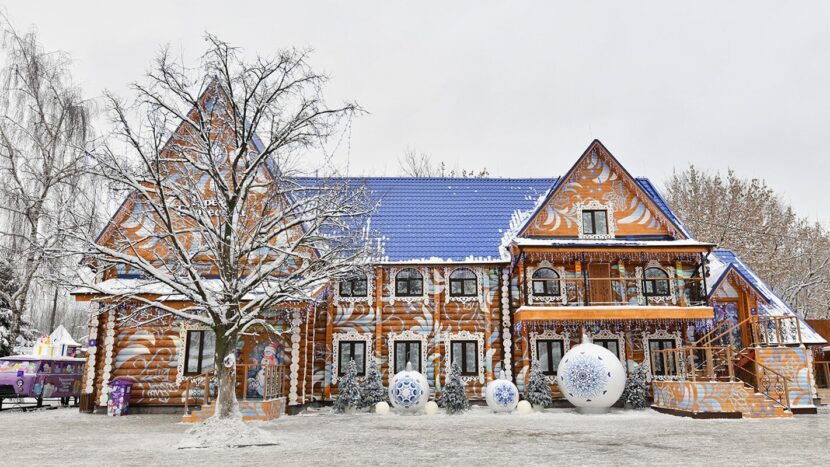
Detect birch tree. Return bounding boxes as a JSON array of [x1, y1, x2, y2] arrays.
[[77, 35, 373, 420]]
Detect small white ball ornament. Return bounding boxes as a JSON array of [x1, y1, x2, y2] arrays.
[[424, 401, 439, 415], [485, 369, 519, 412], [557, 333, 626, 414], [375, 401, 390, 415], [516, 400, 533, 415], [388, 362, 430, 412]]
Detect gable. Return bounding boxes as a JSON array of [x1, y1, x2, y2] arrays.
[[520, 140, 687, 239]]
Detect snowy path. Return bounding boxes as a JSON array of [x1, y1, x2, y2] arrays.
[[1, 406, 828, 466]]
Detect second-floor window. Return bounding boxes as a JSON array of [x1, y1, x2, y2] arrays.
[[532, 268, 561, 296], [339, 273, 368, 297], [396, 268, 423, 297], [582, 209, 609, 236], [449, 268, 477, 297], [643, 267, 671, 297]]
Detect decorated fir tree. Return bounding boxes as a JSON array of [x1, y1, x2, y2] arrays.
[[359, 356, 388, 409], [436, 362, 470, 414], [524, 360, 553, 408], [333, 359, 362, 413], [621, 363, 649, 409]]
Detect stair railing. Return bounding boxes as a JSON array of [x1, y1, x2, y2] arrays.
[[731, 354, 792, 409], [182, 363, 286, 414]]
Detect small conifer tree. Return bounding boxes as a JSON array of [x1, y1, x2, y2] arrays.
[[524, 360, 553, 408], [333, 359, 362, 413], [436, 362, 470, 414], [622, 363, 649, 409], [359, 356, 388, 409]]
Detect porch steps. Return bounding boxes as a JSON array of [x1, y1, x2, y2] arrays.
[[735, 385, 792, 418], [182, 398, 286, 423]]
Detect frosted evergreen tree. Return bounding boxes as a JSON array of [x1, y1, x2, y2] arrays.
[[333, 360, 362, 413], [359, 356, 387, 409], [524, 360, 553, 408], [436, 362, 469, 414], [621, 363, 649, 409]]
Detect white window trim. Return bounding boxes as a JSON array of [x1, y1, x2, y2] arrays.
[[530, 330, 571, 384], [332, 330, 373, 384], [176, 324, 213, 387], [589, 329, 626, 368], [637, 261, 677, 305], [642, 329, 682, 382], [445, 267, 483, 304], [387, 330, 429, 375], [334, 270, 374, 305], [527, 261, 567, 305], [576, 199, 616, 239], [444, 330, 485, 384], [389, 266, 429, 304]]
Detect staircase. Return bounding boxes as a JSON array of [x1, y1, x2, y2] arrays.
[[182, 398, 287, 423]]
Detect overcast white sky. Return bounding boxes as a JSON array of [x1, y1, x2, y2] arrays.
[[6, 1, 830, 221]]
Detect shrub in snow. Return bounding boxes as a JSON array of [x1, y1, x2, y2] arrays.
[[360, 357, 388, 409], [436, 362, 469, 414], [621, 363, 650, 409], [334, 360, 362, 413], [524, 360, 553, 408]]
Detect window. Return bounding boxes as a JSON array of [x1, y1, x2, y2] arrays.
[[338, 341, 367, 377], [394, 341, 422, 373], [531, 268, 561, 296], [450, 340, 479, 376], [184, 330, 216, 376], [582, 209, 609, 235], [395, 268, 423, 297], [643, 267, 671, 297], [648, 339, 676, 376], [449, 268, 477, 297], [594, 339, 620, 358], [339, 273, 368, 297], [536, 339, 565, 376]]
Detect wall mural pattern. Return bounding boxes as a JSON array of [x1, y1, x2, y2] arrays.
[[652, 381, 792, 418]]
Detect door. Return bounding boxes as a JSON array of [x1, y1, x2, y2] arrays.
[[588, 263, 612, 305], [713, 302, 743, 349]]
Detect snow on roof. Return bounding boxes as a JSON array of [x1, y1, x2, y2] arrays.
[[708, 249, 825, 344], [512, 238, 713, 248], [49, 325, 81, 347]]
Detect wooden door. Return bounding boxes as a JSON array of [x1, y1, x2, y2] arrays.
[[588, 263, 612, 305]]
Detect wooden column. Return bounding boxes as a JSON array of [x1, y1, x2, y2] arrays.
[[433, 267, 442, 391], [375, 266, 383, 362], [323, 297, 334, 400], [483, 267, 493, 382]]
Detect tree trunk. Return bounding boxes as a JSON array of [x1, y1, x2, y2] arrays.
[[212, 326, 241, 419]]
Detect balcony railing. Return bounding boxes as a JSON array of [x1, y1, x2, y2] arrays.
[[528, 277, 707, 307]]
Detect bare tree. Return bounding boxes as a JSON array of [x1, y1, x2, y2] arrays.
[[399, 148, 489, 178], [75, 35, 373, 422], [664, 165, 830, 318], [0, 16, 96, 354]]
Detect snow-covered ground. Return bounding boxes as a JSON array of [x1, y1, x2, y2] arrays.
[[1, 405, 828, 466]]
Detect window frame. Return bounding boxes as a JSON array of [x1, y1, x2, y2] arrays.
[[531, 267, 561, 297], [337, 340, 367, 377], [581, 209, 609, 236], [642, 267, 671, 298], [450, 340, 480, 377], [535, 339, 565, 376], [339, 273, 369, 298], [183, 330, 215, 376], [395, 268, 424, 297], [593, 338, 621, 359], [448, 268, 478, 297], [648, 338, 677, 376], [393, 340, 422, 373]]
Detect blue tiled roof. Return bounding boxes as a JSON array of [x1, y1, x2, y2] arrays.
[[636, 178, 694, 238], [298, 176, 687, 262]]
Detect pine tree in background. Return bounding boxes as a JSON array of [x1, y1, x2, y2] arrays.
[[436, 362, 470, 414], [359, 356, 387, 409], [524, 360, 553, 408], [621, 363, 649, 409], [0, 260, 34, 357], [333, 360, 362, 413]]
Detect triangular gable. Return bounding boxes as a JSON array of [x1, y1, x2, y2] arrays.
[[519, 140, 688, 239]]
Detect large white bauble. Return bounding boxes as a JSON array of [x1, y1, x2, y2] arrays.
[[485, 370, 519, 412], [375, 401, 390, 415], [557, 340, 626, 413], [516, 400, 533, 415], [388, 362, 430, 412]]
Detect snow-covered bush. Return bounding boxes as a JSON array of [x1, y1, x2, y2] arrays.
[[333, 360, 362, 413], [524, 360, 553, 408], [621, 363, 649, 409], [360, 357, 387, 409], [436, 362, 469, 414]]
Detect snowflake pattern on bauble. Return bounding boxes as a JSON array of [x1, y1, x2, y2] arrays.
[[493, 382, 518, 407], [559, 352, 610, 401], [391, 375, 423, 408]]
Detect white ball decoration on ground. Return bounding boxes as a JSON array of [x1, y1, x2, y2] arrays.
[[388, 362, 430, 412], [516, 400, 533, 414], [557, 334, 626, 414], [424, 401, 439, 415], [485, 369, 519, 412], [375, 401, 390, 415]]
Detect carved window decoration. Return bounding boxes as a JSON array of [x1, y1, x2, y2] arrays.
[[176, 324, 212, 386], [590, 329, 626, 367], [530, 330, 571, 383], [446, 267, 483, 304], [336, 270, 373, 304], [444, 331, 485, 384], [637, 261, 677, 305], [528, 262, 567, 305], [332, 331, 373, 383], [577, 199, 616, 239], [389, 267, 429, 304], [642, 329, 682, 382], [388, 330, 429, 375]]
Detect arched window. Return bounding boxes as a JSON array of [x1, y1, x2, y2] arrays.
[[643, 267, 670, 297], [339, 272, 368, 297], [531, 268, 561, 296], [449, 268, 477, 297], [395, 268, 423, 297]]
